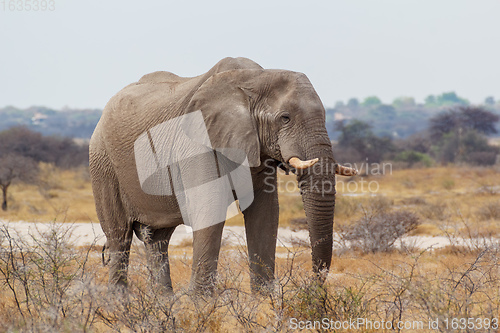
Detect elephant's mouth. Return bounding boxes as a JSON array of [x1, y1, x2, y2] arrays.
[[275, 159, 291, 174]]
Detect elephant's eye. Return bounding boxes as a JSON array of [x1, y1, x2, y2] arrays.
[[280, 114, 291, 124]]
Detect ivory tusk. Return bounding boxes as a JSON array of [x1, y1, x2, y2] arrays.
[[288, 157, 319, 170], [336, 164, 358, 176]]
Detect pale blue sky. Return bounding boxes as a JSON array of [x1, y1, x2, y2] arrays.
[[1, 0, 499, 109]]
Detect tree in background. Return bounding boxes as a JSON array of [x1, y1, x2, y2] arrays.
[[334, 101, 345, 108], [430, 106, 499, 140], [0, 154, 38, 210], [394, 150, 433, 167], [347, 98, 360, 109], [369, 104, 396, 119], [396, 132, 433, 154], [334, 119, 394, 163], [0, 127, 90, 210], [361, 96, 382, 108], [392, 97, 416, 108], [425, 92, 469, 107], [484, 96, 495, 106], [429, 106, 499, 165], [0, 126, 89, 168]]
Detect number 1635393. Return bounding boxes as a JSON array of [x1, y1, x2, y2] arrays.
[[2, 0, 55, 11]]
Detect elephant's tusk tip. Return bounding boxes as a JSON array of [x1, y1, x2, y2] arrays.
[[336, 164, 358, 176], [288, 157, 319, 170]]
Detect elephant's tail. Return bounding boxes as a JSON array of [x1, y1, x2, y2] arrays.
[[102, 241, 110, 266]]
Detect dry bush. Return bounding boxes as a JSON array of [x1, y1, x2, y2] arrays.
[[281, 247, 500, 332], [334, 196, 361, 220], [0, 223, 237, 332], [401, 178, 416, 189], [441, 178, 455, 190], [0, 223, 377, 331], [1, 221, 499, 332], [419, 202, 448, 221], [400, 196, 427, 206], [412, 223, 442, 236], [338, 210, 420, 254], [363, 195, 393, 215], [283, 277, 372, 325], [335, 195, 393, 222], [477, 201, 500, 221], [357, 248, 500, 332], [37, 162, 64, 195], [412, 249, 500, 331], [0, 223, 100, 331], [469, 151, 498, 166], [437, 216, 500, 255]]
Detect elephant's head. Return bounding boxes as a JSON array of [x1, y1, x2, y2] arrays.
[[186, 67, 356, 277]]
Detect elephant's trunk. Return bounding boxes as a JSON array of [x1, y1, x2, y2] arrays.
[[297, 143, 336, 277]]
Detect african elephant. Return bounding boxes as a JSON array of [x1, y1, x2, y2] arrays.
[[90, 57, 356, 295]]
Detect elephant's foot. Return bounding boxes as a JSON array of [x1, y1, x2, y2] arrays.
[[250, 275, 276, 296], [189, 282, 216, 297], [189, 270, 219, 297], [108, 248, 131, 288], [106, 280, 130, 307], [248, 259, 276, 295]]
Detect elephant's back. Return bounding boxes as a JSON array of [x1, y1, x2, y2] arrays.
[[138, 71, 191, 85]]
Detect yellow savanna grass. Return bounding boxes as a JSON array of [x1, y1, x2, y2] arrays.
[[1, 164, 499, 237]]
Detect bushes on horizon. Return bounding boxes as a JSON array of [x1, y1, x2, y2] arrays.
[[434, 130, 499, 165], [430, 106, 498, 141], [333, 119, 395, 163], [0, 126, 88, 168], [394, 150, 433, 167]]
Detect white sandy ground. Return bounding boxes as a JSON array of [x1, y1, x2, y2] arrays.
[[2, 221, 498, 256]]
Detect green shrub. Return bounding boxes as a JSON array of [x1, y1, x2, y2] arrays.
[[394, 150, 433, 167]]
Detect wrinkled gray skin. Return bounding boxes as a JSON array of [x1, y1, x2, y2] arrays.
[[90, 57, 336, 294]]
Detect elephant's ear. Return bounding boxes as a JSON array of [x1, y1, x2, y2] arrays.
[[186, 70, 262, 167]]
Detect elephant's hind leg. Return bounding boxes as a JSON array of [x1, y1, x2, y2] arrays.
[[107, 228, 133, 288], [90, 152, 133, 288], [99, 206, 133, 288], [134, 223, 176, 293]]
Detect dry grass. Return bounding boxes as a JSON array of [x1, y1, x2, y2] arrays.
[[334, 166, 500, 238], [1, 164, 500, 330], [1, 224, 499, 332], [1, 163, 98, 223], [2, 164, 500, 236], [412, 223, 442, 236]]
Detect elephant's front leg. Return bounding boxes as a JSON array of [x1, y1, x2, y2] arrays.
[[243, 172, 279, 293], [190, 222, 225, 295]]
